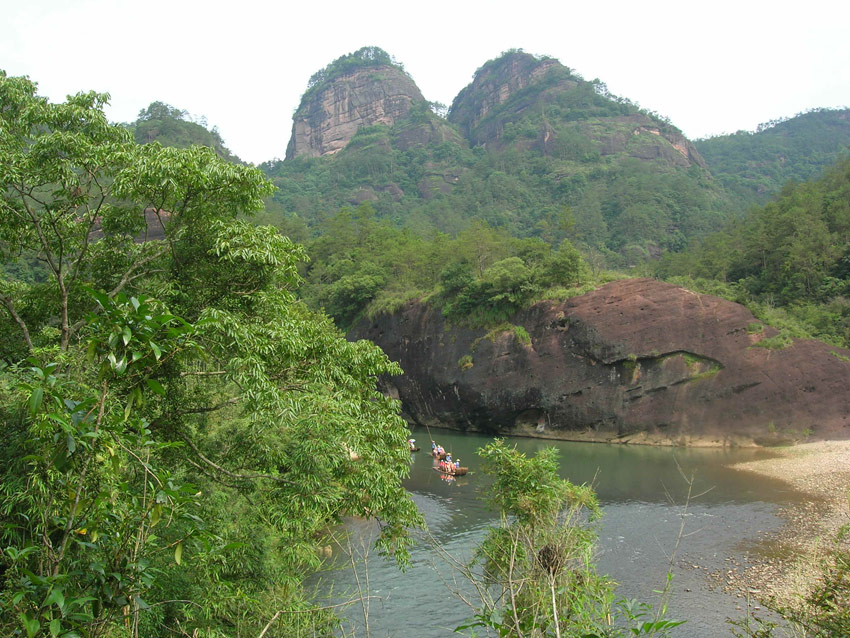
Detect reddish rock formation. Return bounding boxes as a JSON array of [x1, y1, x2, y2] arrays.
[[449, 53, 562, 142], [285, 65, 424, 159], [355, 279, 850, 445], [448, 52, 707, 170]]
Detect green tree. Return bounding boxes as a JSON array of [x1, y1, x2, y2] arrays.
[[0, 71, 421, 638], [539, 239, 589, 288], [457, 440, 683, 637]]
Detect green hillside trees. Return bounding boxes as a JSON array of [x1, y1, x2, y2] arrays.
[[0, 71, 420, 638]]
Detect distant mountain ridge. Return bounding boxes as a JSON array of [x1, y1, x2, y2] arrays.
[[125, 49, 850, 267], [282, 49, 709, 173], [447, 51, 707, 171], [695, 108, 850, 203], [266, 48, 733, 262]]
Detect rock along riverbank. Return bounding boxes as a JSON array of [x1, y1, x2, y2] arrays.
[[355, 278, 850, 444]]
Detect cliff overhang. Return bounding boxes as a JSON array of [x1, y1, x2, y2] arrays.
[[354, 279, 850, 446]]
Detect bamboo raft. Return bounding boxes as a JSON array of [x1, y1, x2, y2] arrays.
[[433, 465, 468, 477]]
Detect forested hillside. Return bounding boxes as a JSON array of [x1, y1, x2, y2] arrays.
[[695, 108, 850, 205], [126, 101, 244, 164], [71, 48, 850, 342], [657, 156, 850, 348], [262, 49, 734, 266]]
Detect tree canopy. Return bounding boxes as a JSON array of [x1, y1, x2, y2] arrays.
[[657, 155, 850, 349], [0, 71, 421, 638]]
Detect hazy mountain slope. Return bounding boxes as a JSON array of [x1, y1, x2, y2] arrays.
[[695, 108, 850, 205], [128, 101, 244, 163]]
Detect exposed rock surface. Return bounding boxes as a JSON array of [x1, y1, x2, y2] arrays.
[[448, 51, 707, 169], [449, 53, 561, 142], [354, 279, 850, 445], [285, 66, 425, 159]]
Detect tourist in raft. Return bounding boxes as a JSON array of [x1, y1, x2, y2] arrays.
[[408, 438, 416, 451]]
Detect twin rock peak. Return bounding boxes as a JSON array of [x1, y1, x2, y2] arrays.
[[284, 46, 705, 170]]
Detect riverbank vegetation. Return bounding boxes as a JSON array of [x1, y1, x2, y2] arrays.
[[452, 440, 684, 637], [0, 71, 421, 637], [299, 203, 607, 330]]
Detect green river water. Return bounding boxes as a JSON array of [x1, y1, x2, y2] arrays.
[[316, 427, 807, 637]]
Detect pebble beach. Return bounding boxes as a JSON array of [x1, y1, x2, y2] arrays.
[[725, 440, 850, 606]]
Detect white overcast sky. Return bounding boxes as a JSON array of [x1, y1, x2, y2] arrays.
[[3, 0, 849, 165]]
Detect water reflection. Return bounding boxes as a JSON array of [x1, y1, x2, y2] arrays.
[[317, 427, 802, 637]]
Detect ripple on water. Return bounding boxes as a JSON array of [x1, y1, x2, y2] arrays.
[[314, 430, 803, 637]]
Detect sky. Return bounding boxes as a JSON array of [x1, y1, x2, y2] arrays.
[[3, 0, 849, 165]]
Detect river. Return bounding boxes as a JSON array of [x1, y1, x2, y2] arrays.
[[314, 427, 804, 637]]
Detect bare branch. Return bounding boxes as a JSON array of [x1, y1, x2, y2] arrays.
[[179, 370, 228, 377], [109, 246, 169, 298], [0, 292, 34, 352], [176, 431, 297, 486], [177, 396, 242, 415]]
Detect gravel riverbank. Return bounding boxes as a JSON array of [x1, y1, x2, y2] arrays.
[[724, 440, 850, 607]]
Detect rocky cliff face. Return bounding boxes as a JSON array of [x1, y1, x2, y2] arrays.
[[285, 66, 425, 159], [449, 53, 561, 141], [355, 279, 850, 445], [448, 51, 707, 169]]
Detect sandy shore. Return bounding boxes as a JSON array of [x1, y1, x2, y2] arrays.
[[723, 440, 850, 605]]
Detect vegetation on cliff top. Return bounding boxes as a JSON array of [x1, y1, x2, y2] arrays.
[[295, 46, 411, 117], [657, 155, 850, 349], [300, 202, 598, 330]]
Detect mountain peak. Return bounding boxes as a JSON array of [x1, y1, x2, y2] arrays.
[[285, 47, 426, 159], [448, 50, 564, 141]]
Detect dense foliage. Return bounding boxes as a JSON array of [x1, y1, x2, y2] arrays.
[[695, 109, 850, 206], [126, 101, 243, 164], [263, 51, 734, 267], [455, 440, 683, 637], [299, 202, 595, 329], [0, 71, 421, 638], [657, 156, 850, 348]]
